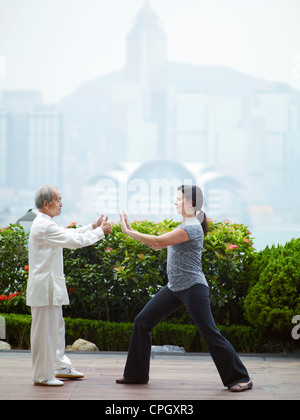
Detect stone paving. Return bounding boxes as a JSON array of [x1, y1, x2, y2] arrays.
[[0, 351, 299, 400]]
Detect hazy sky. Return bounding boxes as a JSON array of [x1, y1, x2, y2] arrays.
[[1, 0, 300, 103]]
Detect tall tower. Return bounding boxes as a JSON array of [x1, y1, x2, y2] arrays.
[[126, 0, 167, 157], [126, 0, 167, 93]]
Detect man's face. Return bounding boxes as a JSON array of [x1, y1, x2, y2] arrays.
[[43, 188, 63, 218]]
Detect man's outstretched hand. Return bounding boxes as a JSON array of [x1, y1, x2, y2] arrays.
[[93, 214, 112, 234]]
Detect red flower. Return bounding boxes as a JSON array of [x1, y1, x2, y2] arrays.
[[69, 287, 75, 293], [8, 293, 17, 300], [0, 295, 8, 301], [24, 265, 29, 271], [67, 222, 77, 228], [226, 243, 239, 250]]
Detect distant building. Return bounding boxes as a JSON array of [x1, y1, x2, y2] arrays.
[[1, 0, 300, 230], [57, 0, 300, 227], [28, 107, 63, 189], [0, 108, 7, 188], [0, 90, 63, 190], [112, 0, 167, 162], [0, 91, 63, 225]]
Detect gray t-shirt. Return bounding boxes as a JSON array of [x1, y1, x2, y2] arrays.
[[167, 218, 208, 292]]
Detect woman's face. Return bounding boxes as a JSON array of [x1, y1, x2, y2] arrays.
[[175, 190, 194, 216]]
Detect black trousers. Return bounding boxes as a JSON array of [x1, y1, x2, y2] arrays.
[[123, 284, 250, 388]]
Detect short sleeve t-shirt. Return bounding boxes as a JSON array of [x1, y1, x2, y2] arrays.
[[167, 218, 208, 292]]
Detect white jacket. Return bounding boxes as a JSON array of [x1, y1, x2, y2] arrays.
[[26, 212, 105, 307]]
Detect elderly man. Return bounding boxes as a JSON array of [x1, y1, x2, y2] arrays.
[[26, 185, 112, 386]]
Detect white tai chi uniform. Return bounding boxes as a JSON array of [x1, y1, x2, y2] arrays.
[[26, 212, 105, 382]]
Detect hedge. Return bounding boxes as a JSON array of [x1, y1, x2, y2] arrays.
[[1, 223, 299, 353], [0, 312, 286, 353], [244, 238, 300, 334], [0, 219, 255, 325], [61, 219, 255, 325]]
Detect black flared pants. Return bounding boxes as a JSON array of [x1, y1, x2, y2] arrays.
[[123, 284, 250, 388]]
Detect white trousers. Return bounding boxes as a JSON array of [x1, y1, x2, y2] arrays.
[[30, 305, 73, 382]]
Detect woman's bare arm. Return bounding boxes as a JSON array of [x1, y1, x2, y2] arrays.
[[119, 210, 189, 250]]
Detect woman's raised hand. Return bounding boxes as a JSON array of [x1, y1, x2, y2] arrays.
[[119, 210, 133, 235]]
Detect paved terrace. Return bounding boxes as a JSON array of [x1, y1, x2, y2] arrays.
[[0, 351, 299, 400]]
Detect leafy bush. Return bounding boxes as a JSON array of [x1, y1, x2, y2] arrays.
[[1, 313, 261, 353], [63, 220, 176, 321], [0, 224, 29, 292], [0, 219, 256, 325], [1, 313, 32, 349], [63, 219, 255, 324], [0, 225, 29, 314], [2, 221, 298, 353], [202, 219, 255, 325], [244, 239, 300, 334]]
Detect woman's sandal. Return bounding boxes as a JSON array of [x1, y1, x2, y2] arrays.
[[116, 377, 148, 384], [229, 380, 253, 392]]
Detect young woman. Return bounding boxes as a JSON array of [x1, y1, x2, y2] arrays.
[[117, 185, 252, 392]]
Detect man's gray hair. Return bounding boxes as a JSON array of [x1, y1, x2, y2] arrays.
[[35, 185, 56, 209]]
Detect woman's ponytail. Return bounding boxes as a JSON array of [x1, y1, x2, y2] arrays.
[[198, 211, 208, 236], [178, 185, 208, 236]]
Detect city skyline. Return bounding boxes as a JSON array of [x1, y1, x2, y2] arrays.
[[0, 0, 300, 251], [1, 0, 300, 103]]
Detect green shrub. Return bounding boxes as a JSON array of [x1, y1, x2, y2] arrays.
[[244, 239, 300, 334], [1, 313, 32, 349], [63, 220, 175, 322], [202, 219, 255, 325], [1, 313, 262, 353], [0, 224, 29, 293], [64, 317, 133, 351], [0, 219, 256, 325], [63, 219, 255, 324], [153, 322, 201, 352]]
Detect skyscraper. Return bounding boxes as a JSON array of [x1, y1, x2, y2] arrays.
[[126, 0, 167, 156], [0, 91, 63, 190], [0, 108, 7, 188], [126, 0, 167, 95]]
